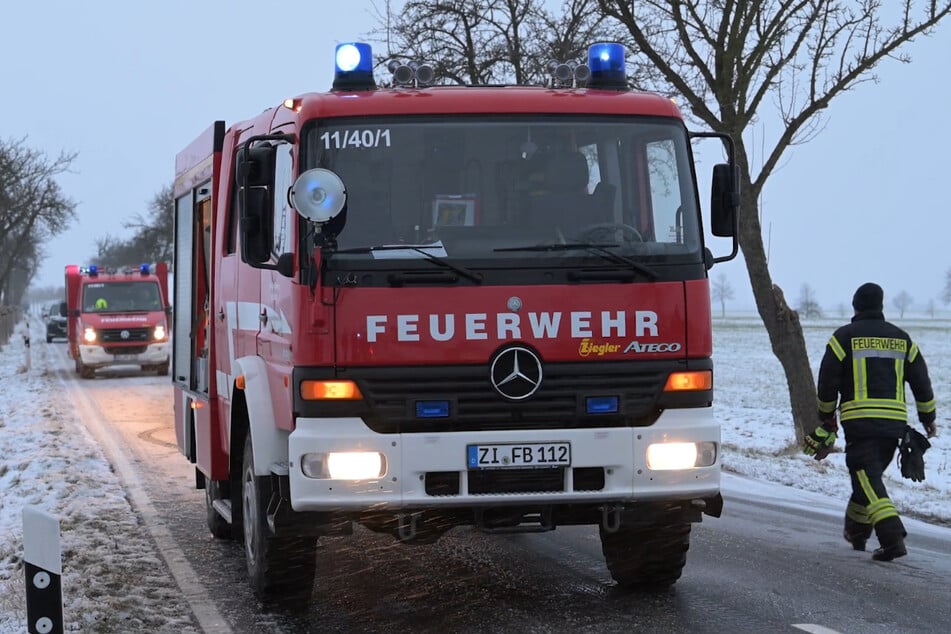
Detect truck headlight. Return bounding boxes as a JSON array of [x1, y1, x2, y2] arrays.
[[300, 451, 386, 480], [646, 441, 717, 470], [82, 327, 97, 343], [153, 325, 167, 341]]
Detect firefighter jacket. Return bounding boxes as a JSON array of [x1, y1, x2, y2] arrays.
[[816, 310, 936, 440]]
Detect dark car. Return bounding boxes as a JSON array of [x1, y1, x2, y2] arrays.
[[45, 301, 68, 343]]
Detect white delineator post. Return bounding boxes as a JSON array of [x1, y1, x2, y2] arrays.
[[22, 506, 63, 634]]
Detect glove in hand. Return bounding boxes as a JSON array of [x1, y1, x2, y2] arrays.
[[899, 426, 931, 482], [803, 424, 837, 460]]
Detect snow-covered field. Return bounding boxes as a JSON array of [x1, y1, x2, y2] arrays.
[[0, 313, 948, 632]]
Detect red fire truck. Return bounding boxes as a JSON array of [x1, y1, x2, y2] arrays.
[[172, 41, 739, 603], [64, 263, 171, 378]]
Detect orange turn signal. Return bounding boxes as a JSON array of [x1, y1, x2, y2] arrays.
[[300, 380, 363, 400], [663, 370, 712, 392]]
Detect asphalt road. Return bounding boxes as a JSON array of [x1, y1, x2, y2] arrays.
[[49, 345, 951, 634]]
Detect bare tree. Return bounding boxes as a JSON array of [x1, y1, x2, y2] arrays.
[[598, 0, 951, 442], [927, 298, 936, 319], [943, 268, 951, 305], [94, 184, 174, 269], [711, 274, 734, 318], [0, 137, 77, 308], [368, 0, 643, 87], [892, 290, 912, 319], [796, 284, 823, 319]]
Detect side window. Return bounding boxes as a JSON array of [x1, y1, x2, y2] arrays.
[[645, 139, 683, 244], [273, 145, 294, 256]]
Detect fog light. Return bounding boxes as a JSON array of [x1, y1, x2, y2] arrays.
[[300, 451, 386, 480], [646, 441, 717, 470]]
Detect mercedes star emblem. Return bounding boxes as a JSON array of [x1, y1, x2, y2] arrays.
[[490, 346, 543, 400]]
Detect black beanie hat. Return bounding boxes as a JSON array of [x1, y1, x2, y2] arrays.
[[852, 282, 884, 312]]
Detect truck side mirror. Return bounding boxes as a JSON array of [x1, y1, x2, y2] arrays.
[[710, 163, 738, 237], [237, 143, 276, 265]]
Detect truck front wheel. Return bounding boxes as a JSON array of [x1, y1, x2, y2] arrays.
[[78, 359, 95, 379], [241, 434, 317, 605], [599, 521, 691, 590]]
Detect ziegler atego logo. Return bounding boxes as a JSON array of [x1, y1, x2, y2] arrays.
[[624, 341, 683, 353], [364, 310, 660, 343]]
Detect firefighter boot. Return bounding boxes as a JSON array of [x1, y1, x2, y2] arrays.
[[872, 519, 907, 561], [843, 529, 866, 552], [843, 515, 871, 552], [872, 541, 907, 561]]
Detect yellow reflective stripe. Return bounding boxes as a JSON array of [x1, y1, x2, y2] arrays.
[[895, 359, 903, 396], [909, 343, 919, 363], [829, 336, 846, 361], [857, 471, 898, 525], [847, 501, 870, 524], [857, 470, 878, 502], [841, 409, 908, 422], [853, 357, 866, 399], [818, 399, 837, 414], [841, 398, 905, 410], [868, 500, 899, 524], [917, 399, 936, 414]]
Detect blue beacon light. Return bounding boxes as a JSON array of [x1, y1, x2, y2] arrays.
[[587, 42, 627, 90], [332, 42, 376, 91]]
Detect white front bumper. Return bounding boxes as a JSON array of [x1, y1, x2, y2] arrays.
[[79, 342, 170, 367], [287, 409, 720, 512]]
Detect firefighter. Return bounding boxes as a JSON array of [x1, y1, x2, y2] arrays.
[[805, 282, 938, 561], [95, 297, 108, 310]]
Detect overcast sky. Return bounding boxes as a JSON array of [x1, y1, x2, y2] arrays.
[[4, 1, 950, 313]]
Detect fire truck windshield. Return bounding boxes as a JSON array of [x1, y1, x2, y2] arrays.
[[82, 281, 163, 312], [304, 116, 702, 263]]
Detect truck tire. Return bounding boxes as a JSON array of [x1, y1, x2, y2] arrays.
[[599, 522, 691, 590], [205, 478, 232, 539], [78, 359, 96, 380], [241, 434, 316, 605]]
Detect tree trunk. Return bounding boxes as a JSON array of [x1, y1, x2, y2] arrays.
[[732, 153, 816, 445]]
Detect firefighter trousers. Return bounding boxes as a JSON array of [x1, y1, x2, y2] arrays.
[[843, 437, 906, 548]]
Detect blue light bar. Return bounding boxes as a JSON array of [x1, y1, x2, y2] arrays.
[[416, 400, 450, 418], [140, 263, 150, 275], [88, 265, 99, 277], [586, 395, 619, 414], [587, 42, 627, 90], [333, 42, 376, 91]]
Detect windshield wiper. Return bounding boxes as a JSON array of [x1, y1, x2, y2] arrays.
[[331, 245, 483, 284], [494, 242, 658, 280]]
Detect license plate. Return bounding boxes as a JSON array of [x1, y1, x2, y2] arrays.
[[467, 442, 571, 469], [114, 354, 137, 362]]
